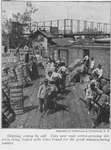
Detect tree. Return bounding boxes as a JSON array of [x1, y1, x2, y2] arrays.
[[2, 2, 38, 48], [12, 2, 38, 29]]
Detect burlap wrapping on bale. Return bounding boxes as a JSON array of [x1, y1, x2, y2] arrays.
[[102, 84, 110, 95], [99, 93, 110, 106], [68, 64, 85, 82], [68, 59, 83, 72]]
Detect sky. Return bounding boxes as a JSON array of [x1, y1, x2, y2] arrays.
[[2, 1, 110, 24]]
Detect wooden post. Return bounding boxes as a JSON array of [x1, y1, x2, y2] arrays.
[[36, 22, 38, 30], [64, 19, 66, 35], [50, 21, 52, 27], [84, 21, 87, 31], [77, 20, 80, 33], [43, 22, 45, 30], [90, 22, 94, 31], [71, 19, 73, 34], [97, 22, 100, 32], [57, 20, 59, 33]]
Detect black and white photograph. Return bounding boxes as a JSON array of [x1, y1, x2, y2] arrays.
[[1, 1, 110, 129]]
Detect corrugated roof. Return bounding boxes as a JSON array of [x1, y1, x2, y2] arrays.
[[30, 30, 54, 39], [52, 38, 74, 46], [40, 30, 54, 38], [94, 38, 110, 43]]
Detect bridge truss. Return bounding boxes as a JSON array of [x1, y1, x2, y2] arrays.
[[26, 19, 110, 37]]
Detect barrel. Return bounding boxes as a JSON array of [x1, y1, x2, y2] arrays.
[[9, 82, 24, 114]]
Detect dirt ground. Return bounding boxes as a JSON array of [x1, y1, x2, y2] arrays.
[[9, 66, 110, 129]]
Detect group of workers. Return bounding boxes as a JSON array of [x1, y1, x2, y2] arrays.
[[38, 54, 67, 115], [83, 56, 110, 127], [37, 53, 110, 127]]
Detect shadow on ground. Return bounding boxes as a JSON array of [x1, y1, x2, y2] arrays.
[[48, 103, 69, 115], [23, 105, 39, 113], [24, 82, 33, 88], [63, 89, 71, 96], [23, 95, 29, 101], [56, 95, 65, 101]]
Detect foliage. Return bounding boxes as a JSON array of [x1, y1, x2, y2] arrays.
[[12, 2, 38, 24], [2, 2, 38, 48]]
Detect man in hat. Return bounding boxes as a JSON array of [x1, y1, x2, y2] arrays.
[[92, 64, 103, 82], [51, 67, 62, 93], [83, 55, 89, 68], [25, 51, 29, 63], [46, 71, 54, 83], [90, 57, 95, 73], [38, 78, 51, 114], [58, 62, 67, 93], [16, 44, 20, 62]]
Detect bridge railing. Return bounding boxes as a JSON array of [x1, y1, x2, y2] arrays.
[[30, 19, 110, 35]]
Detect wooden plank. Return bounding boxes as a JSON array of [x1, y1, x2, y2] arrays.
[[62, 91, 71, 128], [16, 80, 39, 128], [46, 96, 58, 129], [47, 112, 56, 129], [24, 78, 40, 128], [39, 115, 48, 129], [32, 109, 43, 128], [68, 90, 81, 128], [71, 85, 87, 128], [24, 98, 38, 128], [54, 100, 64, 129], [76, 84, 92, 128]]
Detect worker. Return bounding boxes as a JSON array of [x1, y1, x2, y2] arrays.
[[90, 57, 95, 73], [58, 62, 67, 93], [51, 67, 62, 93], [38, 78, 51, 114], [32, 57, 39, 80], [92, 64, 103, 82], [16, 44, 20, 62], [90, 82, 109, 127], [83, 55, 89, 68], [47, 82, 58, 113], [50, 60, 55, 72], [24, 45, 29, 52], [46, 71, 54, 84], [50, 53, 55, 63], [84, 81, 93, 115]]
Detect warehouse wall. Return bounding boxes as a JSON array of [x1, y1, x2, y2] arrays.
[[90, 48, 110, 79], [41, 37, 48, 50], [68, 48, 83, 65], [68, 47, 110, 79], [49, 45, 110, 79]]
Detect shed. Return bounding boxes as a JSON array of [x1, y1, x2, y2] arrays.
[[49, 38, 110, 79], [30, 30, 54, 39], [29, 30, 55, 55]]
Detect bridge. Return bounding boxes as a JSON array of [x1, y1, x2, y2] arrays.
[[27, 19, 110, 37]]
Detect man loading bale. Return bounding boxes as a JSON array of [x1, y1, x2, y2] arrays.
[[85, 81, 110, 128], [92, 64, 103, 83]]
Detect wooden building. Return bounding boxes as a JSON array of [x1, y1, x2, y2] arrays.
[[49, 38, 110, 79], [30, 30, 110, 79], [29, 30, 54, 55]]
